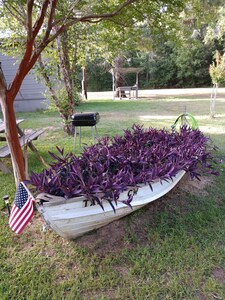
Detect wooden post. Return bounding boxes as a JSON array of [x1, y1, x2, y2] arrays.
[[136, 72, 139, 98], [112, 71, 115, 99], [82, 66, 87, 100], [210, 83, 218, 118]]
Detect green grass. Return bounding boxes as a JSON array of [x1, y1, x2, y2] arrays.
[[1, 92, 225, 300]]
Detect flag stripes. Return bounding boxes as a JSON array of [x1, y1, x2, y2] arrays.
[[9, 182, 35, 235]]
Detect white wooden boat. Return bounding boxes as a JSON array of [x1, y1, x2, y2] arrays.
[[36, 170, 185, 239]]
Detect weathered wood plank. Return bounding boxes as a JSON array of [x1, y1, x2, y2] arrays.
[[0, 119, 24, 133], [0, 129, 44, 158]]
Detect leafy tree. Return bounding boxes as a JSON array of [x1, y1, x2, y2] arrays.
[[175, 40, 214, 87], [143, 0, 224, 89], [36, 32, 81, 135], [0, 0, 139, 185], [0, 0, 185, 185], [146, 42, 177, 88], [183, 0, 225, 117], [209, 50, 225, 85], [209, 50, 225, 118]]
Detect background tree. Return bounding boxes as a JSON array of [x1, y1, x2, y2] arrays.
[[36, 31, 81, 135], [82, 1, 186, 93], [0, 0, 185, 185], [0, 0, 140, 185], [209, 50, 225, 118]]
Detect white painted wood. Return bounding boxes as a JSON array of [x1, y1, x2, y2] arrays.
[[0, 53, 48, 112], [36, 171, 185, 239]]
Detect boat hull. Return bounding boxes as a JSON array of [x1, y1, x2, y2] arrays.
[[36, 171, 185, 239]]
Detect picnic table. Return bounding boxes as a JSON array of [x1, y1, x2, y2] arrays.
[[0, 119, 47, 174], [117, 85, 138, 99]]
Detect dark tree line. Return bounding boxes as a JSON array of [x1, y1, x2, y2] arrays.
[[85, 39, 224, 91]]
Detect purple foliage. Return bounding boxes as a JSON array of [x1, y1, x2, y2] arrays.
[[29, 125, 218, 208]]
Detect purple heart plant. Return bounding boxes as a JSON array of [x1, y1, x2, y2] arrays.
[[29, 124, 218, 210]]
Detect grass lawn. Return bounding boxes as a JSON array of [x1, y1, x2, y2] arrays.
[[0, 92, 225, 300]]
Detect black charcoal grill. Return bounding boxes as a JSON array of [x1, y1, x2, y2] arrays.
[[71, 112, 100, 127], [71, 112, 100, 149]]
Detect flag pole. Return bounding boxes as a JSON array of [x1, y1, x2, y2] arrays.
[[3, 195, 11, 216]]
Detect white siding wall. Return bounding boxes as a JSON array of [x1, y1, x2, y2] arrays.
[[0, 53, 49, 112]]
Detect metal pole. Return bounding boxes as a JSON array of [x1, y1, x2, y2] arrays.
[[112, 71, 115, 99], [136, 72, 138, 98], [3, 195, 11, 216], [74, 126, 77, 151], [92, 126, 94, 143], [79, 127, 81, 147]]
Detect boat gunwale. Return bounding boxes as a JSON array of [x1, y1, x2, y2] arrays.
[[36, 171, 185, 208]]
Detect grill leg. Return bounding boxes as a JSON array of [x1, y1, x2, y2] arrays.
[[79, 127, 81, 147], [74, 126, 77, 150], [74, 124, 99, 151], [73, 126, 82, 150], [92, 126, 94, 143], [95, 125, 99, 139], [92, 125, 99, 143]]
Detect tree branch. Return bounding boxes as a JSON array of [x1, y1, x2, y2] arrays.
[[37, 54, 69, 122], [52, 0, 136, 27], [2, 0, 26, 26], [32, 0, 50, 39], [41, 0, 57, 43], [0, 62, 7, 92], [30, 24, 67, 61], [27, 0, 34, 40], [9, 0, 138, 100], [42, 0, 137, 47], [9, 0, 51, 96], [70, 0, 137, 23]]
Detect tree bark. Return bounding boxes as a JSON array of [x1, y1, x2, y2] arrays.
[[114, 56, 126, 98], [0, 90, 26, 185], [210, 83, 218, 118], [0, 0, 139, 186], [37, 55, 72, 133], [55, 30, 74, 135], [82, 66, 88, 100]]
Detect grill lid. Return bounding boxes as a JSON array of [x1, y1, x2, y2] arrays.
[[71, 112, 100, 126]]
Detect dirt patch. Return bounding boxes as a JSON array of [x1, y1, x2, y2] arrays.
[[194, 291, 208, 300], [212, 268, 225, 284], [82, 289, 116, 300], [178, 174, 213, 196], [75, 217, 133, 257], [113, 265, 130, 276]]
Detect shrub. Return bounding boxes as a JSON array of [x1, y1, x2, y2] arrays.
[[209, 50, 225, 85], [29, 125, 218, 209]]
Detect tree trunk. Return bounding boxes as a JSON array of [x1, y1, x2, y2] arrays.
[[82, 66, 88, 100], [0, 91, 25, 186], [0, 0, 137, 187], [114, 56, 126, 98], [55, 30, 74, 135], [210, 83, 218, 118], [37, 55, 73, 133]]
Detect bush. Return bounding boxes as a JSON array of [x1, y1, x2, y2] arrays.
[[209, 50, 225, 85], [29, 125, 218, 210], [47, 86, 81, 113]]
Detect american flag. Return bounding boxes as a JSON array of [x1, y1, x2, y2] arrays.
[[9, 182, 35, 234]]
